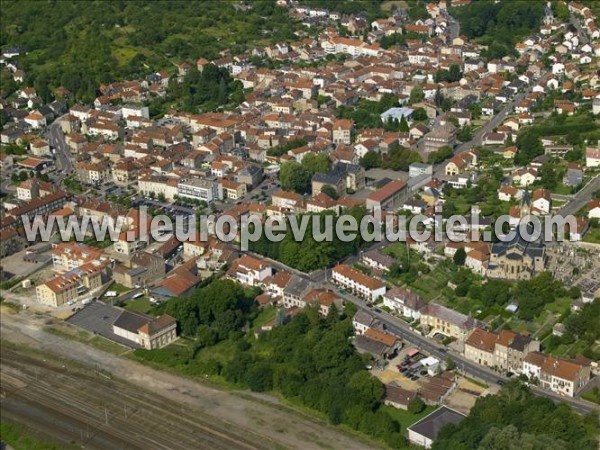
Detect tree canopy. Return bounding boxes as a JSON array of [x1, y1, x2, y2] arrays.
[[432, 380, 599, 450], [249, 207, 370, 272], [450, 0, 545, 59]]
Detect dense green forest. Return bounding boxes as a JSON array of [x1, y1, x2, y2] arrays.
[[432, 380, 599, 450], [160, 278, 259, 339], [249, 207, 370, 272], [449, 0, 544, 59], [222, 304, 407, 447], [0, 1, 298, 101]]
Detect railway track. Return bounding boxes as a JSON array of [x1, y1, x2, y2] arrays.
[[1, 347, 274, 450]]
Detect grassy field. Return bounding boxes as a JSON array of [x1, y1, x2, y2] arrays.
[[124, 297, 152, 314], [383, 404, 435, 433], [43, 324, 127, 355], [583, 226, 600, 244], [251, 306, 277, 330], [0, 421, 79, 450], [111, 283, 132, 294]]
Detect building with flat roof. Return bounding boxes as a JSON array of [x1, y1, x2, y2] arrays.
[[380, 107, 414, 123], [177, 178, 222, 203]]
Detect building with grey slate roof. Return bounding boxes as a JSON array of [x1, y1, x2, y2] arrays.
[[408, 406, 466, 448]]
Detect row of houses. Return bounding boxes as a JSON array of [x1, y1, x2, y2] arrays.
[[464, 327, 591, 397]]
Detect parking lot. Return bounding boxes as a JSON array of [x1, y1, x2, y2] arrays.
[[66, 301, 138, 348], [372, 346, 432, 391]]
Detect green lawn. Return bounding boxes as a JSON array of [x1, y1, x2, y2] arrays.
[[194, 338, 238, 365], [583, 226, 600, 244], [581, 388, 600, 405], [0, 421, 79, 450], [124, 297, 152, 314], [111, 283, 131, 294], [251, 306, 277, 331], [44, 325, 127, 355], [545, 297, 571, 315], [383, 405, 435, 434]]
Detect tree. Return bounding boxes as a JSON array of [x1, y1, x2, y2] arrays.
[[279, 161, 311, 194], [399, 115, 409, 132], [321, 185, 339, 200], [359, 151, 382, 170], [539, 162, 558, 189], [427, 146, 454, 164], [453, 248, 467, 266], [412, 107, 428, 121], [407, 396, 426, 414], [301, 152, 330, 176], [409, 86, 424, 104], [515, 131, 544, 166], [457, 126, 473, 142], [445, 357, 456, 370]]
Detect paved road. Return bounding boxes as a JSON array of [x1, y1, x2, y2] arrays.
[[47, 117, 73, 174], [428, 71, 551, 180], [0, 178, 15, 195], [328, 284, 599, 416], [559, 175, 600, 216]]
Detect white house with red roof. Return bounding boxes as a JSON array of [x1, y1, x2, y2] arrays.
[[228, 255, 273, 287], [331, 264, 386, 302]]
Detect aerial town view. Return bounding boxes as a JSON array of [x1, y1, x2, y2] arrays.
[[1, 0, 599, 449]]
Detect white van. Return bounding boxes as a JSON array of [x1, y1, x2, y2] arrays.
[[131, 292, 144, 300]]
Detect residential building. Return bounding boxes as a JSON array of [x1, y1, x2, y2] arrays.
[[112, 252, 166, 289], [282, 275, 311, 309], [51, 242, 104, 272], [138, 175, 179, 202], [353, 310, 377, 335], [362, 249, 396, 272], [384, 385, 417, 411], [464, 328, 540, 373], [444, 151, 477, 176], [366, 179, 408, 211], [588, 199, 600, 219], [420, 303, 481, 343], [227, 255, 272, 286], [177, 178, 221, 203], [522, 352, 591, 397], [383, 287, 424, 320], [36, 260, 109, 307], [8, 191, 68, 221], [585, 147, 600, 167], [331, 264, 386, 302], [332, 119, 353, 144], [423, 121, 456, 155]]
